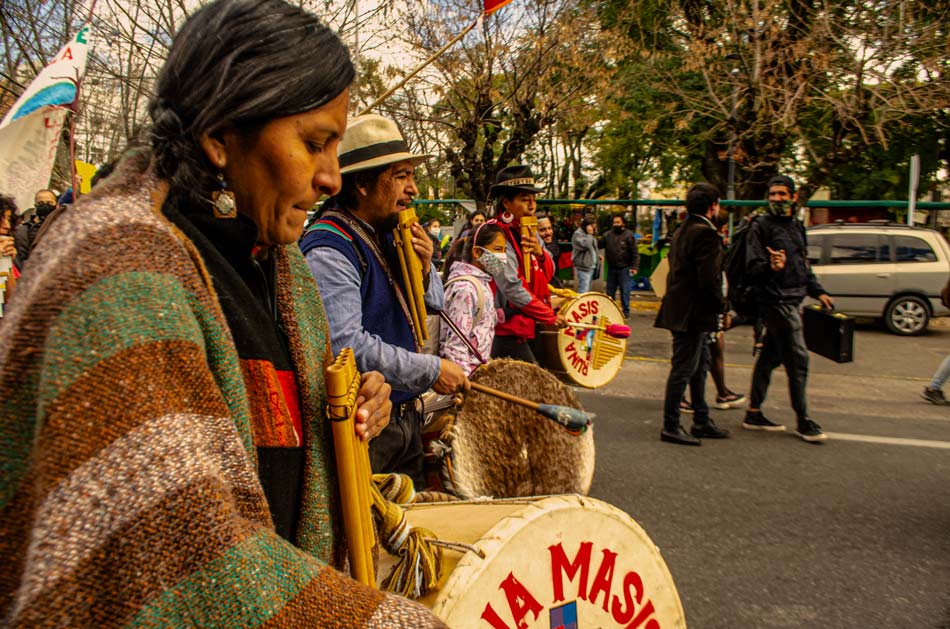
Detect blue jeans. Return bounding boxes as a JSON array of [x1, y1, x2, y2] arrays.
[[575, 267, 594, 293], [930, 355, 950, 390], [606, 265, 632, 316]]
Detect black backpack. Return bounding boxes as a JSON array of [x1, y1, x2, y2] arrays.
[[723, 215, 759, 319]]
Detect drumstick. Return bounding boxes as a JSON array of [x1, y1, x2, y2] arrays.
[[438, 310, 591, 434], [562, 322, 631, 338], [468, 381, 592, 434]]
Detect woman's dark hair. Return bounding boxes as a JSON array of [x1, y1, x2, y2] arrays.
[[442, 222, 503, 280], [0, 194, 18, 234], [491, 191, 518, 216], [149, 0, 354, 208], [468, 210, 486, 223]]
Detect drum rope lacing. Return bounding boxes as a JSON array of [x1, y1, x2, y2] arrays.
[[423, 538, 487, 559]]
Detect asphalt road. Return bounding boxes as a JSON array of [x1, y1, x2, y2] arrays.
[[575, 307, 950, 628]]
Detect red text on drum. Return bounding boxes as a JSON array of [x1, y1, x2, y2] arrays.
[[479, 540, 662, 629]]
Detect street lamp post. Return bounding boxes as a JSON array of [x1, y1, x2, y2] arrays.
[[726, 67, 740, 202]]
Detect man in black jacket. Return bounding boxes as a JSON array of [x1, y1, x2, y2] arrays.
[[599, 214, 639, 318], [655, 183, 730, 445], [743, 175, 833, 443]]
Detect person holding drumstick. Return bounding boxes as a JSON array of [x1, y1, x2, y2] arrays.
[[301, 114, 468, 488], [0, 1, 445, 625], [488, 165, 564, 363]]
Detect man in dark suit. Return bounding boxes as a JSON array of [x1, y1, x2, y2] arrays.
[[654, 182, 730, 445]]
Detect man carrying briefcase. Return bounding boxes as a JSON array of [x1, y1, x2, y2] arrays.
[[742, 175, 834, 443]]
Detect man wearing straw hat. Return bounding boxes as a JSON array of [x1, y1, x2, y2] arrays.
[[301, 114, 468, 488]]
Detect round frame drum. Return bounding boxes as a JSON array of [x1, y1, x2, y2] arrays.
[[539, 292, 627, 388], [380, 495, 686, 629], [423, 360, 594, 499]]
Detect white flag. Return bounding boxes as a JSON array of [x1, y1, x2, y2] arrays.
[[0, 24, 91, 213]]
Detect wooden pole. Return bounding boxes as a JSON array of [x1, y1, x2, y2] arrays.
[[470, 381, 540, 412], [358, 17, 479, 115]]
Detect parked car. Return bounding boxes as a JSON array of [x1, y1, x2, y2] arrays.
[[806, 222, 950, 335]]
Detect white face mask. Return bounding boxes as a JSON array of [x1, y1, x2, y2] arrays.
[[475, 247, 506, 276], [429, 227, 440, 236]]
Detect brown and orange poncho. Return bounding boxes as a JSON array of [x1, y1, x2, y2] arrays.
[[0, 154, 443, 628]]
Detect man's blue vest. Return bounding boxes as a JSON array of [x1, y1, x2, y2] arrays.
[[300, 212, 417, 404]]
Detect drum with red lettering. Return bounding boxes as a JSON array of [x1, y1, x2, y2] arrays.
[[379, 495, 686, 629], [538, 292, 627, 388]]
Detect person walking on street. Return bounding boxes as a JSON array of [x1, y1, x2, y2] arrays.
[[599, 214, 638, 318], [742, 175, 834, 443], [655, 182, 731, 446], [572, 218, 598, 293], [922, 355, 950, 405]]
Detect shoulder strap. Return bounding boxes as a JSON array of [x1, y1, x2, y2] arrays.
[[444, 274, 487, 322], [302, 214, 369, 276]]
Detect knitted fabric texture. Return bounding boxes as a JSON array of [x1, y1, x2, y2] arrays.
[[0, 154, 445, 628]]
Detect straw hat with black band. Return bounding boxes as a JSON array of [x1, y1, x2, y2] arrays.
[[338, 114, 433, 175]]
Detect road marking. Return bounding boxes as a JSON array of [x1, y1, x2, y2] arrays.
[[623, 355, 930, 382], [825, 432, 950, 449]]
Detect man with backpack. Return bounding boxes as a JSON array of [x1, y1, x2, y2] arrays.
[[655, 182, 731, 446], [741, 175, 833, 443]]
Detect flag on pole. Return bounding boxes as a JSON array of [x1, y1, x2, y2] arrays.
[[484, 0, 514, 15], [0, 24, 91, 213]]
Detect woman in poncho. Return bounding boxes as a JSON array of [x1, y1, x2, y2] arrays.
[[0, 1, 444, 626]]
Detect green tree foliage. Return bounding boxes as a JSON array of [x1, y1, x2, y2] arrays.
[[595, 0, 950, 202]]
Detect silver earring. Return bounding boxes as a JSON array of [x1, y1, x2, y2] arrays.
[[212, 172, 236, 219]]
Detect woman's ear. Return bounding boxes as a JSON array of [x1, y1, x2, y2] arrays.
[[198, 125, 236, 170]]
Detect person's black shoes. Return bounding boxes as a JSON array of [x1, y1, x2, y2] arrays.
[[690, 419, 731, 439], [921, 387, 950, 406], [796, 418, 828, 443], [742, 410, 786, 431], [661, 426, 701, 446]]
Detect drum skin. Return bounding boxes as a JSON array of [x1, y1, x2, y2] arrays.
[[383, 495, 687, 629], [450, 359, 594, 499], [538, 292, 627, 388]]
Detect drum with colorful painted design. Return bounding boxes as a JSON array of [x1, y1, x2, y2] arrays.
[[538, 292, 627, 388]]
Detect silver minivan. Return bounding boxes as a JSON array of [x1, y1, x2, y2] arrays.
[[806, 223, 950, 335]]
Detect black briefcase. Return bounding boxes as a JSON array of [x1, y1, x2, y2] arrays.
[[802, 304, 854, 363]]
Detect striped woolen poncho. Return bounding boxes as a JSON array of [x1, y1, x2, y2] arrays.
[[0, 155, 444, 628]]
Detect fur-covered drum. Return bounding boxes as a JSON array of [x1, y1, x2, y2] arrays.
[[538, 291, 627, 388], [423, 359, 594, 499], [379, 495, 687, 629]]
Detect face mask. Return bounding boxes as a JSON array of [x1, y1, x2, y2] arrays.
[[612, 226, 623, 234], [35, 201, 56, 219], [767, 200, 792, 217], [429, 228, 440, 236], [475, 247, 506, 276]]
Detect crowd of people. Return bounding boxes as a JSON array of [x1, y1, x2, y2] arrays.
[[0, 1, 579, 624], [2, 0, 943, 625], [655, 177, 834, 447]]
